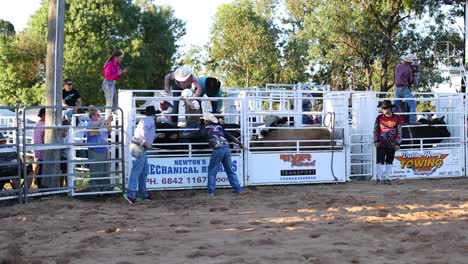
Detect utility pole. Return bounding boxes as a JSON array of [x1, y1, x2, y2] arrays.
[[42, 0, 65, 188]]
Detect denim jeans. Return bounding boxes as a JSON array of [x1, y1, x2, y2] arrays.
[[182, 122, 200, 143], [102, 80, 118, 120], [393, 86, 416, 123], [127, 149, 149, 199], [171, 89, 182, 124], [88, 150, 110, 191], [207, 146, 242, 194]]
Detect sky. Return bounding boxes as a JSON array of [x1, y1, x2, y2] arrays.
[[0, 0, 232, 51]]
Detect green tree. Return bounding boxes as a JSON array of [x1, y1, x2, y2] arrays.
[[0, 29, 46, 105], [285, 0, 462, 93], [208, 0, 280, 87], [0, 19, 15, 38], [0, 0, 184, 106]]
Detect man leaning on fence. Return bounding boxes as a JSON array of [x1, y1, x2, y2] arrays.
[[181, 112, 243, 197], [87, 108, 112, 192], [123, 106, 157, 204]]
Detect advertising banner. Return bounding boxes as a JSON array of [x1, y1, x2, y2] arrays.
[[138, 156, 243, 189], [248, 152, 346, 184], [391, 149, 462, 179]]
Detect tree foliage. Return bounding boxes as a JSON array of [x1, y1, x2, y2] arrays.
[[0, 0, 184, 106], [0, 20, 46, 105], [284, 0, 463, 93], [0, 19, 15, 38], [208, 0, 280, 87]]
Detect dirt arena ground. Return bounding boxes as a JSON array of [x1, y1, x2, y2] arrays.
[[1, 178, 467, 264]]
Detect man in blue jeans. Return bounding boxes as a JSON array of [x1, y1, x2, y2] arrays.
[[393, 53, 419, 124], [123, 106, 157, 204], [181, 112, 243, 197]]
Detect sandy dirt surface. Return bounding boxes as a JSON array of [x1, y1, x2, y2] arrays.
[[1, 178, 467, 264]]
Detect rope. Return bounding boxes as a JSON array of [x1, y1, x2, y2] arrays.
[[324, 112, 338, 182]]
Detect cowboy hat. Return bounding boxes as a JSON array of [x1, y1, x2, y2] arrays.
[[379, 100, 396, 109], [201, 112, 218, 123], [401, 54, 415, 63], [174, 66, 193, 82], [145, 106, 157, 116], [181, 89, 194, 98]]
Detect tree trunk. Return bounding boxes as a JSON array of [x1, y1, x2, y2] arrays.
[[43, 0, 65, 189]]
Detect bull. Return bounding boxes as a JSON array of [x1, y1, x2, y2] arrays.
[[401, 116, 451, 149], [153, 121, 241, 151], [250, 126, 339, 151]]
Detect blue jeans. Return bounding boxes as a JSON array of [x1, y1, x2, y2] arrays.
[[127, 149, 148, 199], [207, 146, 242, 194], [182, 122, 200, 143], [393, 87, 416, 123], [171, 89, 182, 124], [102, 80, 117, 120]]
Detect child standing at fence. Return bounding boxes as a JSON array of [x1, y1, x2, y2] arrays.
[[373, 100, 402, 184], [102, 50, 129, 120]]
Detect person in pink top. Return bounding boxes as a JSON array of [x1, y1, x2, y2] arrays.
[[102, 50, 129, 120], [164, 65, 202, 124], [33, 108, 46, 188]]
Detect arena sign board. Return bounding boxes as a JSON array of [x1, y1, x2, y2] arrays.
[[391, 149, 462, 179], [141, 156, 243, 189], [248, 152, 346, 184]]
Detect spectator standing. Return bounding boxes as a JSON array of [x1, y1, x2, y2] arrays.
[[62, 78, 82, 121], [32, 108, 45, 189], [164, 66, 202, 124], [123, 106, 157, 204], [86, 108, 112, 192], [374, 100, 402, 184], [102, 50, 129, 120], [181, 112, 243, 197], [59, 119, 70, 187], [393, 53, 418, 124]]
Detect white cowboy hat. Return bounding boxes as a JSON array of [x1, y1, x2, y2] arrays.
[[201, 112, 218, 123], [401, 54, 415, 63], [181, 89, 194, 98], [174, 66, 193, 82]]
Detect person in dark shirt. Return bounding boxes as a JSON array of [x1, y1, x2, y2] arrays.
[[181, 112, 243, 197], [62, 78, 82, 120], [373, 100, 402, 184]]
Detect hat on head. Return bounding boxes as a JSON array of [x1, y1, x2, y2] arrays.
[[401, 54, 415, 63], [145, 106, 157, 116], [181, 89, 194, 98], [379, 100, 395, 109], [38, 108, 46, 117], [0, 133, 8, 141], [174, 66, 193, 82], [201, 112, 218, 123]]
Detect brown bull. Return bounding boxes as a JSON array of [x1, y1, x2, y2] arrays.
[[250, 127, 340, 151]]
